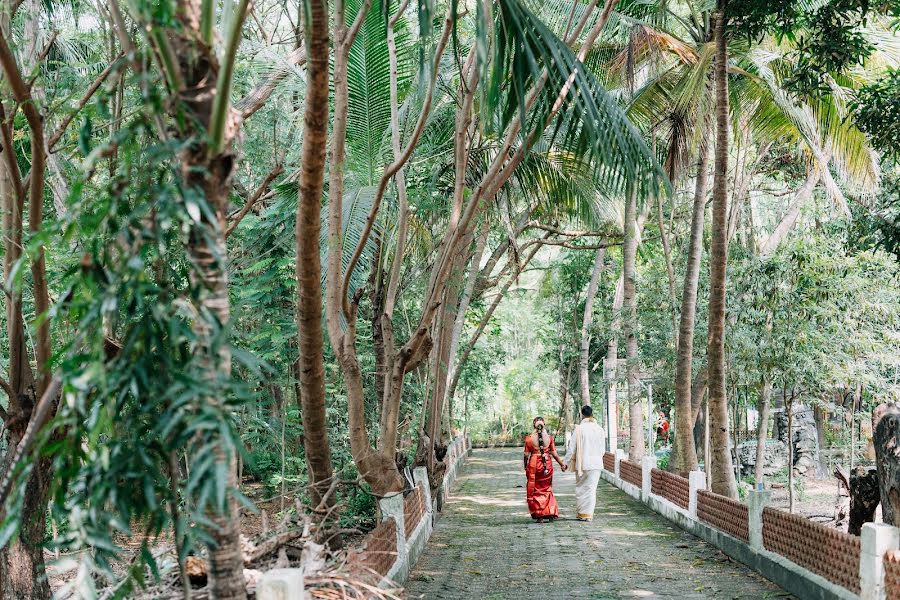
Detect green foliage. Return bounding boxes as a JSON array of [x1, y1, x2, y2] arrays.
[[480, 0, 669, 198], [727, 0, 877, 97], [851, 69, 900, 162]]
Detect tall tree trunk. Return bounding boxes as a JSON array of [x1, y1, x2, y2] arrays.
[[605, 205, 650, 452], [674, 138, 710, 477], [786, 394, 795, 513], [623, 187, 644, 460], [707, 9, 738, 498], [0, 12, 53, 596], [295, 0, 339, 536], [579, 248, 606, 407], [873, 403, 900, 526], [443, 220, 490, 414], [754, 376, 772, 485], [758, 164, 823, 257]]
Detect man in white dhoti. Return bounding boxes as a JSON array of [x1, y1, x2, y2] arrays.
[[564, 405, 606, 522]]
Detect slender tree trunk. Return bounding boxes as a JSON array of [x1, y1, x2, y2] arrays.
[[674, 138, 710, 477], [754, 376, 772, 485], [623, 187, 644, 460], [874, 403, 900, 526], [655, 193, 678, 343], [759, 164, 823, 257], [295, 0, 339, 535], [0, 12, 54, 596], [787, 394, 794, 513], [579, 248, 606, 407], [443, 220, 490, 411], [706, 10, 738, 498]]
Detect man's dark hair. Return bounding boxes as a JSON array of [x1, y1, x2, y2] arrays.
[[581, 405, 593, 417]]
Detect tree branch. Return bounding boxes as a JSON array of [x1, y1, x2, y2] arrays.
[[47, 54, 124, 152], [235, 46, 307, 120], [0, 30, 52, 394], [225, 163, 284, 238], [0, 377, 61, 509], [25, 31, 58, 89]]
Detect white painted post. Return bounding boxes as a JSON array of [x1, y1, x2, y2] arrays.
[[647, 384, 654, 454], [747, 489, 771, 551], [413, 466, 432, 516], [861, 523, 900, 600], [688, 471, 706, 519], [258, 569, 305, 600], [614, 449, 626, 479], [641, 455, 656, 501], [379, 493, 408, 581]]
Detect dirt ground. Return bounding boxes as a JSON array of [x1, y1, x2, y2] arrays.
[[766, 473, 880, 531]]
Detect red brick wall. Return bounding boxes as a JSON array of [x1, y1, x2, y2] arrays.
[[359, 518, 398, 578], [762, 507, 860, 593], [885, 550, 900, 599], [620, 459, 642, 487], [603, 452, 615, 472], [650, 468, 689, 510], [404, 486, 426, 538], [697, 489, 749, 543]]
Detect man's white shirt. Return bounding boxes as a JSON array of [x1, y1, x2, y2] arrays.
[[564, 419, 607, 471]]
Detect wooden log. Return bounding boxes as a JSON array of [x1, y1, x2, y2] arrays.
[[835, 465, 880, 535], [873, 403, 900, 525]]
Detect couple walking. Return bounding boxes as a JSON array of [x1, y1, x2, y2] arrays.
[[523, 405, 606, 523]]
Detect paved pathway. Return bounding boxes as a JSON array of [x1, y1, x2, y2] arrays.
[[406, 448, 791, 599]]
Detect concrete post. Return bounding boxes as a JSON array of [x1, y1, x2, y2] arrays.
[[379, 493, 408, 581], [413, 467, 432, 516], [641, 455, 656, 501], [688, 471, 706, 519], [258, 568, 305, 600], [861, 523, 900, 600], [614, 449, 626, 479], [747, 489, 771, 551]]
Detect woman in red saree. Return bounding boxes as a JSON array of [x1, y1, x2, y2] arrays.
[[524, 417, 566, 522]]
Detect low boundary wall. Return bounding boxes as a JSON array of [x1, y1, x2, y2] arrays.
[[600, 450, 899, 600], [258, 435, 472, 598], [371, 435, 471, 588]]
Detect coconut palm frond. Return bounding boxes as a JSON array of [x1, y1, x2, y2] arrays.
[[346, 0, 414, 185], [481, 0, 669, 199]]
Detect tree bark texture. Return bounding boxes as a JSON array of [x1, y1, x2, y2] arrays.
[[849, 467, 879, 536], [873, 403, 900, 526], [580, 247, 606, 408], [623, 187, 644, 460], [295, 0, 339, 532], [753, 376, 771, 484], [707, 10, 738, 498], [674, 138, 710, 477]]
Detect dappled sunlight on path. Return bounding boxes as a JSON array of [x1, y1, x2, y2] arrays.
[[405, 448, 792, 599]]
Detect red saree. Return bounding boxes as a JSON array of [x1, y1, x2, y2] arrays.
[[524, 433, 559, 520]]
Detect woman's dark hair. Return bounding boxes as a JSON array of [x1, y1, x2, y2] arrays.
[[581, 405, 593, 417], [534, 417, 549, 474]]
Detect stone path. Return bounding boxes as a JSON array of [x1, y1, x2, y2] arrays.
[[405, 448, 792, 599]]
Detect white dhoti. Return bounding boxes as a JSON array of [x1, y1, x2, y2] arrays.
[[575, 469, 602, 520]]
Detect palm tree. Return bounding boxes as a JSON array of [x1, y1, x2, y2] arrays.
[[707, 8, 738, 498], [623, 185, 644, 460]]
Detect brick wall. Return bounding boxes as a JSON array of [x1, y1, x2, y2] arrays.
[[697, 489, 749, 543], [404, 486, 426, 538], [619, 459, 642, 488], [359, 518, 398, 578], [762, 506, 860, 594], [602, 452, 614, 472], [650, 468, 689, 510]]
